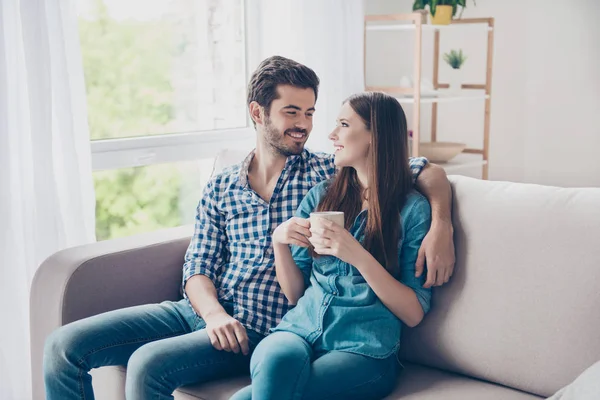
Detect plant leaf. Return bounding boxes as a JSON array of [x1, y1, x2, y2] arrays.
[[444, 49, 467, 68], [430, 0, 438, 16], [413, 0, 426, 11]]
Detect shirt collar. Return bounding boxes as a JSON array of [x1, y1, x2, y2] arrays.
[[238, 149, 306, 188]]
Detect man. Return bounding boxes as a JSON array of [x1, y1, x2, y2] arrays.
[[44, 56, 455, 399]]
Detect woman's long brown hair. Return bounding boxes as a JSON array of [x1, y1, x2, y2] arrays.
[[316, 92, 412, 274]]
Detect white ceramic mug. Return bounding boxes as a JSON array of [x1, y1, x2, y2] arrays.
[[309, 211, 344, 228]]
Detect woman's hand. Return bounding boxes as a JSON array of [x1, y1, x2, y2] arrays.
[[273, 217, 312, 248], [309, 218, 368, 265]]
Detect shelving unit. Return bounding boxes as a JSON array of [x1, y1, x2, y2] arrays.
[[364, 13, 495, 179]]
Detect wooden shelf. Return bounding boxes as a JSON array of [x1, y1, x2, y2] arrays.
[[436, 154, 488, 173], [366, 23, 493, 32], [364, 14, 495, 179], [364, 85, 488, 106], [396, 93, 489, 104]]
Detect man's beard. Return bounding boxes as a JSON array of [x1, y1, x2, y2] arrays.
[[263, 115, 307, 157]]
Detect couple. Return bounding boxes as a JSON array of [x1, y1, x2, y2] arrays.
[[43, 56, 455, 400]]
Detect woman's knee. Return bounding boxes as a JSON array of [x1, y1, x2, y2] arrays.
[[250, 332, 311, 378], [126, 342, 163, 385]]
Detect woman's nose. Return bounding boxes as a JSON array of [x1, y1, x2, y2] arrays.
[[328, 127, 338, 141]]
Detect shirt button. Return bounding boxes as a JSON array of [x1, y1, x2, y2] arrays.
[[333, 291, 337, 295]]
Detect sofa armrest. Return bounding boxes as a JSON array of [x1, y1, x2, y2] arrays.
[[30, 225, 193, 400]]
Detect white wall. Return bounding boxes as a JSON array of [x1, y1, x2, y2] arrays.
[[365, 0, 600, 187]]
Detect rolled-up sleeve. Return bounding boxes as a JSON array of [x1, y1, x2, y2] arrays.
[[399, 195, 432, 314], [182, 179, 227, 292], [408, 156, 429, 183]]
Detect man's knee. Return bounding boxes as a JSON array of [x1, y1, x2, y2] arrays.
[[43, 324, 83, 375]]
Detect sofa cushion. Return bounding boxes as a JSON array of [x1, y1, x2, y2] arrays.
[[399, 176, 600, 398], [91, 366, 251, 400], [386, 362, 542, 400], [176, 375, 250, 400], [92, 363, 542, 400], [547, 360, 600, 400]]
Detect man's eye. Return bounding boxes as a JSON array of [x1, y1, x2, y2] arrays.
[[307, 114, 314, 118], [287, 112, 296, 115]]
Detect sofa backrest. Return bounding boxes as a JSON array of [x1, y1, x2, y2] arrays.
[[212, 148, 250, 175], [399, 176, 600, 398]]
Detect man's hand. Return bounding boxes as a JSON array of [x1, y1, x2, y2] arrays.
[[415, 220, 455, 288], [204, 311, 250, 355]]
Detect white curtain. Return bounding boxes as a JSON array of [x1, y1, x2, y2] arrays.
[[0, 0, 96, 398], [255, 0, 365, 152]]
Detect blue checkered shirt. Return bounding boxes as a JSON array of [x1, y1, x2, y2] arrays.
[[182, 149, 428, 336]]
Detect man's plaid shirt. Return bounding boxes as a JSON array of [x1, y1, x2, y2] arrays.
[[182, 149, 428, 336]]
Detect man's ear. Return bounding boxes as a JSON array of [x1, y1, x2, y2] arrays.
[[249, 101, 265, 126]]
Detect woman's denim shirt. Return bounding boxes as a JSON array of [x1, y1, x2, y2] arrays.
[[272, 181, 432, 359]]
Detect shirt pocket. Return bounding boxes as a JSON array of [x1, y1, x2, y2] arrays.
[[228, 240, 262, 264], [225, 198, 268, 241], [312, 255, 340, 276]]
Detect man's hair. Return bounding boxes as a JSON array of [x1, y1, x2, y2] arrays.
[[247, 56, 320, 125]]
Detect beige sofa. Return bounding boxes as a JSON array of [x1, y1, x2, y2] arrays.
[[30, 175, 600, 400]]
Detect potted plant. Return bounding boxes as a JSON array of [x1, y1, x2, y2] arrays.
[[443, 49, 467, 93], [412, 0, 475, 25]]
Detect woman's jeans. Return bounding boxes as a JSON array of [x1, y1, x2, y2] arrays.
[[43, 299, 264, 400], [229, 331, 400, 400]]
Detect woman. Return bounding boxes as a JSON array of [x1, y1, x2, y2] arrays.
[[230, 92, 432, 400]]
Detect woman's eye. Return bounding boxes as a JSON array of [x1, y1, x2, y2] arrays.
[[341, 122, 348, 127]]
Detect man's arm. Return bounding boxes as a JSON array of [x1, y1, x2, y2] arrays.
[[185, 275, 225, 323], [413, 163, 456, 288], [182, 180, 250, 355]]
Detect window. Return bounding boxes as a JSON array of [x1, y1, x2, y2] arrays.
[[93, 159, 214, 240], [77, 0, 255, 240]]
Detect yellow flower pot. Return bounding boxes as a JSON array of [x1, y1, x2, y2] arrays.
[[431, 5, 453, 25]]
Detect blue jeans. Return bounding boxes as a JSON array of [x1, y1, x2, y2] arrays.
[[43, 299, 264, 400], [229, 331, 400, 400]]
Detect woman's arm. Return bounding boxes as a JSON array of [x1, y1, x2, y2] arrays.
[[353, 252, 426, 327], [309, 221, 427, 327], [272, 183, 325, 304], [309, 195, 432, 327], [274, 240, 307, 305], [355, 195, 433, 326], [273, 216, 311, 305]]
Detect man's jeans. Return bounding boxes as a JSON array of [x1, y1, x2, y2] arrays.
[[43, 299, 264, 400]]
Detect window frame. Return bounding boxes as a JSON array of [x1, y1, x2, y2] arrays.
[[89, 0, 258, 172]]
